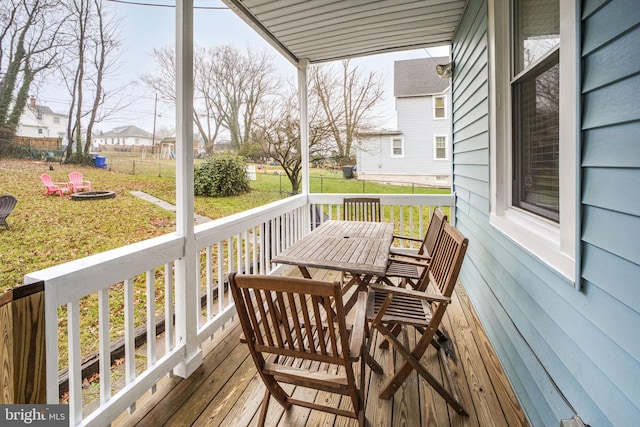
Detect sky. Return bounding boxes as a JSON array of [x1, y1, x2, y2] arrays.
[[35, 0, 449, 137]]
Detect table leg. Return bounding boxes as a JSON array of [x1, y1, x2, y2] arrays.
[[343, 273, 374, 313], [298, 266, 312, 279]]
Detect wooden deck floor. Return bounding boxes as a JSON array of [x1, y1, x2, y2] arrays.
[[113, 268, 529, 426]]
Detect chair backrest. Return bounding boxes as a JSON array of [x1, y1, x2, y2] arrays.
[[0, 194, 17, 215], [229, 273, 352, 367], [40, 173, 53, 186], [419, 208, 448, 256], [343, 197, 381, 222], [68, 171, 83, 184], [0, 194, 17, 229], [422, 222, 468, 298]]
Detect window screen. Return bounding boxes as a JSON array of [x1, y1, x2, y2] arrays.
[[512, 0, 559, 222]]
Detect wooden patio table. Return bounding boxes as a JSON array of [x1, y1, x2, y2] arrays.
[[272, 219, 394, 312]]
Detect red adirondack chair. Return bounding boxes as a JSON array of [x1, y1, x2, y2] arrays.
[[40, 174, 70, 197], [68, 171, 91, 193]]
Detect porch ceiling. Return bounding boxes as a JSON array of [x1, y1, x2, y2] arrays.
[[221, 0, 467, 64]]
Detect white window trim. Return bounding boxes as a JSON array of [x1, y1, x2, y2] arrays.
[[433, 95, 447, 120], [433, 135, 448, 160], [488, 0, 577, 284], [390, 137, 404, 158]]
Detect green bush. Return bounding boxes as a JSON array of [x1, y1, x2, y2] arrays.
[[194, 154, 250, 197]]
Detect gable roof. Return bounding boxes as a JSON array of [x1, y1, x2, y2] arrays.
[[26, 104, 66, 118], [394, 57, 450, 97], [97, 125, 152, 138], [34, 105, 57, 116], [221, 0, 468, 65]]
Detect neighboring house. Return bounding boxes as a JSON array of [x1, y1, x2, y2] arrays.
[[17, 96, 68, 146], [93, 125, 154, 148], [212, 140, 233, 152], [357, 57, 452, 187]]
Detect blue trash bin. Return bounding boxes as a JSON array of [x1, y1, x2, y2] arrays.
[[95, 156, 107, 169]]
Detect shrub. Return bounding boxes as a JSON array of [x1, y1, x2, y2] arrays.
[[194, 154, 250, 197]]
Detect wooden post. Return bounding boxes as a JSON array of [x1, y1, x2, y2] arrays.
[[0, 281, 46, 404]]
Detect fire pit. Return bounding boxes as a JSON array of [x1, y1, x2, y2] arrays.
[[71, 191, 116, 201]]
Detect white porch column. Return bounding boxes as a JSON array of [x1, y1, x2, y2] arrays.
[[174, 0, 202, 378], [298, 59, 311, 233]]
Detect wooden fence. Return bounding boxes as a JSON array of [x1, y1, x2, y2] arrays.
[[13, 136, 62, 150]]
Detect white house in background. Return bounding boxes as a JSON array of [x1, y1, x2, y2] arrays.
[[17, 96, 68, 146], [93, 125, 154, 148], [357, 57, 452, 187]]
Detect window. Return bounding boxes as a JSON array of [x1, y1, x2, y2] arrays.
[[38, 128, 43, 134], [489, 0, 577, 282], [37, 113, 43, 120], [433, 96, 446, 119], [512, 0, 560, 222], [53, 117, 60, 124], [391, 137, 404, 158], [434, 135, 448, 160]]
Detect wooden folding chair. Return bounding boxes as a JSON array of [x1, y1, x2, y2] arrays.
[[381, 207, 447, 288], [229, 273, 382, 426], [366, 222, 469, 416], [343, 197, 382, 222]]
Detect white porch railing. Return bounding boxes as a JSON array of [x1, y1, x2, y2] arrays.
[[23, 192, 454, 426]]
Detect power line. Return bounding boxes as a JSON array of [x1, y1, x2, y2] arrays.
[[105, 0, 229, 10]]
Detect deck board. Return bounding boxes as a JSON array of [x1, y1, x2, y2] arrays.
[[114, 269, 529, 427]]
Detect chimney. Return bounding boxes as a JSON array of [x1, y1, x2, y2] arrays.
[[29, 96, 36, 108]]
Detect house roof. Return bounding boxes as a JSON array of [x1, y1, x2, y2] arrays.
[[34, 105, 56, 115], [221, 0, 468, 65], [394, 57, 450, 97], [98, 125, 152, 138], [28, 105, 66, 117]]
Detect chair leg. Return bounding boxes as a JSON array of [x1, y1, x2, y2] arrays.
[[378, 323, 402, 349], [257, 388, 271, 427], [375, 322, 468, 416], [364, 322, 384, 374]]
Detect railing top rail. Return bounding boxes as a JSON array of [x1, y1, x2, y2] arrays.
[[24, 233, 183, 306], [308, 192, 455, 205], [194, 193, 307, 245]]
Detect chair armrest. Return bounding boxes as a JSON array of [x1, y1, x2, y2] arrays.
[[392, 234, 423, 243], [369, 283, 451, 304], [387, 257, 430, 268], [349, 291, 367, 358], [389, 249, 432, 261]]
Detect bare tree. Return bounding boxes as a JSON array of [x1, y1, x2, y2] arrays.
[[142, 44, 278, 153], [0, 0, 67, 153], [310, 60, 384, 165], [142, 45, 220, 153], [61, 0, 124, 162], [206, 45, 278, 149], [253, 84, 332, 194]]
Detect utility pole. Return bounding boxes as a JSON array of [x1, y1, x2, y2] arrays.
[[151, 93, 158, 154]]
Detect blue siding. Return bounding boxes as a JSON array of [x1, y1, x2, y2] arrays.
[[452, 0, 640, 426]]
